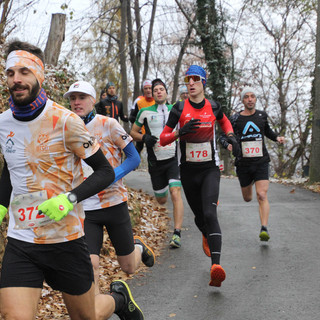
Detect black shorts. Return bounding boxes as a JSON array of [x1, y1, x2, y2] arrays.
[[0, 237, 93, 295], [84, 202, 134, 256], [236, 162, 269, 187], [148, 158, 181, 197]]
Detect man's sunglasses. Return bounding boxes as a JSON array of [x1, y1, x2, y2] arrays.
[[184, 75, 204, 84]]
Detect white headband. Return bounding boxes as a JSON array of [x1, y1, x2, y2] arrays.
[[143, 80, 152, 87]]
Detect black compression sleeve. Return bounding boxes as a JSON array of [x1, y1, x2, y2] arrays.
[[71, 148, 115, 203], [0, 160, 12, 208], [129, 104, 139, 123], [166, 102, 181, 128], [265, 118, 278, 141]]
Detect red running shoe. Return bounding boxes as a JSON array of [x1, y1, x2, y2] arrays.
[[202, 234, 211, 257], [209, 264, 226, 287]]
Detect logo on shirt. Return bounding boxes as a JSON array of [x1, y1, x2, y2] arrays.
[[5, 137, 15, 153], [37, 133, 49, 152], [105, 105, 111, 115], [199, 121, 211, 128], [5, 131, 16, 153], [122, 134, 129, 140], [83, 136, 96, 149], [241, 121, 262, 139], [201, 112, 211, 119], [242, 121, 260, 135], [7, 131, 15, 138]]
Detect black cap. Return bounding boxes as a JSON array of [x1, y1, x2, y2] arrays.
[[152, 78, 167, 94]]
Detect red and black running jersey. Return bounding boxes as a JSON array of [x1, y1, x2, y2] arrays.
[[165, 99, 233, 167]]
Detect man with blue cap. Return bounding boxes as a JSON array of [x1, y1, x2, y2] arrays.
[[160, 65, 240, 288]]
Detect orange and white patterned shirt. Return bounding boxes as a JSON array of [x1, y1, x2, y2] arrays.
[[0, 99, 99, 244], [82, 115, 132, 210]]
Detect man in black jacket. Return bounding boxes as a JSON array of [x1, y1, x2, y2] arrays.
[[96, 82, 128, 123]]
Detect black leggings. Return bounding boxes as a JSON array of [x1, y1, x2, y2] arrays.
[[180, 165, 221, 265]]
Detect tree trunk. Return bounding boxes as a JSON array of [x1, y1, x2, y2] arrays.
[[120, 0, 129, 133], [142, 0, 157, 81], [133, 0, 142, 99], [44, 13, 66, 66], [171, 16, 196, 104], [0, 0, 12, 41], [127, 1, 140, 101], [309, 0, 320, 183]]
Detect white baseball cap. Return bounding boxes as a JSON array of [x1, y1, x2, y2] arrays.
[[64, 81, 96, 100]]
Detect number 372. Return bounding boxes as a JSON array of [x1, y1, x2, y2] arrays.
[[18, 206, 45, 221]]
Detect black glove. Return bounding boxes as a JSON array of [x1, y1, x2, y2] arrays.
[[142, 134, 158, 148], [179, 119, 201, 136], [227, 134, 241, 158]]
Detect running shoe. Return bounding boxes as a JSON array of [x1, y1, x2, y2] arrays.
[[202, 234, 211, 257], [110, 280, 144, 320], [134, 235, 155, 267], [169, 234, 181, 248], [259, 229, 270, 241], [209, 264, 226, 287]]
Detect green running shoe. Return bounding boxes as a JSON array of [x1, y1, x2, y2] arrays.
[[110, 280, 144, 320], [169, 234, 181, 248], [259, 229, 270, 241]]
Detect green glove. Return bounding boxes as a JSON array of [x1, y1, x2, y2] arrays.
[[38, 194, 73, 222], [0, 205, 8, 224]]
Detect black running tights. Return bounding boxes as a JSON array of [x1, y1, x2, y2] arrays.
[[180, 165, 221, 265]]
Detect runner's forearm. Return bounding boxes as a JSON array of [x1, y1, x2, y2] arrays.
[[0, 160, 12, 208]]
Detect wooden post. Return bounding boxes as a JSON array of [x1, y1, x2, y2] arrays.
[[44, 13, 66, 66]]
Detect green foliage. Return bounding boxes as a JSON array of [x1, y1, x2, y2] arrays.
[[196, 0, 233, 116], [60, 3, 68, 10]]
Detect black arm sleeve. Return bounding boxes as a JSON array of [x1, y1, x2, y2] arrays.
[[71, 148, 115, 203], [215, 104, 224, 121], [0, 159, 13, 208], [218, 112, 238, 148], [166, 102, 182, 128], [129, 103, 139, 123], [218, 133, 230, 149], [264, 116, 278, 142]]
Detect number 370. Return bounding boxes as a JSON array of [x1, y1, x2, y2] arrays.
[[245, 147, 260, 154]]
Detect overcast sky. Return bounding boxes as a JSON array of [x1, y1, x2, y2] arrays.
[[9, 0, 90, 51]]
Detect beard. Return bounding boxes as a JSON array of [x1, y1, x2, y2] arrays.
[[9, 81, 40, 106]]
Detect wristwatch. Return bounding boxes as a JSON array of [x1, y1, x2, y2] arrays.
[[65, 192, 78, 205]]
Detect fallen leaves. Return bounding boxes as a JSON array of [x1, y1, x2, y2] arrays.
[[35, 186, 170, 319]]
